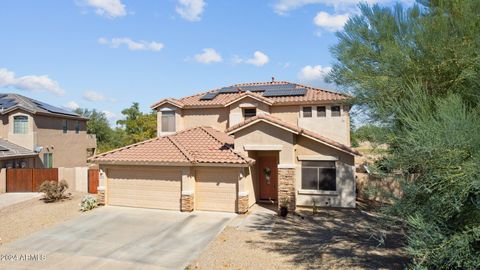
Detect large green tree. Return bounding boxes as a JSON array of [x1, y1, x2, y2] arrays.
[[329, 0, 480, 268], [116, 102, 156, 144], [74, 108, 114, 152]]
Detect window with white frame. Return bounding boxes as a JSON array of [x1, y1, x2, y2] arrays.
[[331, 106, 341, 117], [161, 111, 176, 132], [301, 161, 336, 191], [13, 116, 28, 134], [302, 107, 312, 118]]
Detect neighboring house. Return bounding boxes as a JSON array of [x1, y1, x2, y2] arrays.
[[90, 81, 360, 213], [0, 93, 97, 168]]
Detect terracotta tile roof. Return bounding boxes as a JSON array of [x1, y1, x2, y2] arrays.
[[226, 114, 361, 156], [151, 81, 350, 109], [89, 126, 253, 165]]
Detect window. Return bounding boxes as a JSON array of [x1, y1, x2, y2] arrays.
[[301, 161, 336, 191], [317, 106, 326, 117], [43, 153, 53, 168], [243, 108, 257, 119], [62, 120, 68, 133], [331, 106, 341, 117], [302, 107, 312, 118], [75, 121, 80, 134], [13, 116, 28, 134], [161, 111, 176, 132]]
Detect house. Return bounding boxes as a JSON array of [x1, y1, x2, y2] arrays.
[[90, 81, 360, 213], [0, 93, 97, 169]]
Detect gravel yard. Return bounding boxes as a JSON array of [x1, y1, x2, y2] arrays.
[[0, 192, 89, 245], [190, 206, 407, 270]]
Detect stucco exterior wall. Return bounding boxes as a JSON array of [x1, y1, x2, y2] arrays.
[[228, 97, 270, 127], [295, 136, 355, 208], [233, 122, 295, 164], [7, 110, 36, 150], [34, 115, 93, 168], [0, 168, 5, 193], [182, 107, 229, 131], [271, 105, 351, 146]]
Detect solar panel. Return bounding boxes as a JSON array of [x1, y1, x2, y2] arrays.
[[0, 97, 18, 109], [200, 92, 218, 100], [218, 86, 242, 93], [33, 100, 80, 116], [263, 88, 307, 97]]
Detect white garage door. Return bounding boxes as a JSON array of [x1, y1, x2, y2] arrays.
[[107, 167, 181, 210], [196, 168, 238, 212]]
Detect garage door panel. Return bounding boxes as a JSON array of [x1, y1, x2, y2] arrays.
[[196, 168, 238, 212], [107, 168, 181, 210]]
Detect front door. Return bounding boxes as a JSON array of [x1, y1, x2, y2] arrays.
[[258, 156, 278, 201]]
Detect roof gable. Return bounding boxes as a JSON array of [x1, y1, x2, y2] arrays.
[[226, 114, 361, 156]]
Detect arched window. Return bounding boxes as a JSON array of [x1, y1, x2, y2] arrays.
[[13, 115, 28, 134]]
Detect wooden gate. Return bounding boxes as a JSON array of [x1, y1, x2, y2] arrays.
[[88, 169, 99, 194], [6, 168, 58, 192]]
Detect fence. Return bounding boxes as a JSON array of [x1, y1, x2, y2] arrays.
[[6, 168, 58, 192]]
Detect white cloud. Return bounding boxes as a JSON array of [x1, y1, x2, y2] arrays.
[[0, 68, 65, 96], [176, 0, 206, 21], [273, 0, 393, 15], [313, 11, 349, 31], [298, 65, 332, 81], [102, 110, 118, 121], [194, 48, 222, 64], [65, 101, 80, 110], [98, 37, 164, 52], [245, 51, 270, 66], [83, 0, 127, 18], [83, 90, 108, 102]]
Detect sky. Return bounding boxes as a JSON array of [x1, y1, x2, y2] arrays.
[[0, 0, 406, 124]]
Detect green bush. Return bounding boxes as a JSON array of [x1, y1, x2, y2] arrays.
[[39, 180, 69, 202], [79, 195, 98, 212]]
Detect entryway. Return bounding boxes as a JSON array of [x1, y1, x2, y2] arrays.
[[257, 153, 279, 202]]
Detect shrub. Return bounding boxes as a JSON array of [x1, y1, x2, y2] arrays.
[[39, 180, 69, 202], [79, 195, 98, 212]]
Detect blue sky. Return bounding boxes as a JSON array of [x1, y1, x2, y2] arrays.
[[0, 0, 403, 124]]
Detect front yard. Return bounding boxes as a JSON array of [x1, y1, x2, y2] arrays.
[[0, 192, 87, 245], [190, 204, 407, 270]]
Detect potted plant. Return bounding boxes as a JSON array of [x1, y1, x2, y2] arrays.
[[279, 196, 290, 217]]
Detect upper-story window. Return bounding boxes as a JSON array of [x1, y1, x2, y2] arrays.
[[317, 106, 326, 117], [243, 108, 257, 119], [302, 107, 312, 118], [331, 106, 341, 117], [75, 121, 80, 134], [161, 111, 176, 132], [63, 120, 68, 133], [13, 116, 28, 134]]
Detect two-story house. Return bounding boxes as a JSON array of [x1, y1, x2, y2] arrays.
[[90, 81, 360, 213], [0, 93, 97, 169]]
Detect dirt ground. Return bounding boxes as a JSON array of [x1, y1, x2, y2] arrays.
[[0, 192, 90, 245], [190, 206, 407, 270]]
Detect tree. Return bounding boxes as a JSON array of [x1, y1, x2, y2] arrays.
[[329, 1, 480, 268], [74, 108, 113, 152], [116, 102, 156, 144]]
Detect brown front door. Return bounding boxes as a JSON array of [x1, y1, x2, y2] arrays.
[[258, 156, 278, 201]]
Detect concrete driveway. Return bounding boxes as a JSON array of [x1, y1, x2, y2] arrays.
[[0, 206, 235, 270]]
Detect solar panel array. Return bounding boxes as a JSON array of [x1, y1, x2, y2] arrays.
[[0, 96, 18, 109], [32, 100, 79, 117], [200, 83, 308, 100]]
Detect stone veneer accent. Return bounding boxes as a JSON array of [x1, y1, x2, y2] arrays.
[[97, 187, 105, 205], [238, 194, 249, 214], [278, 168, 296, 212], [181, 194, 194, 212]]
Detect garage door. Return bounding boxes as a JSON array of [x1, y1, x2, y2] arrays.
[[196, 168, 238, 212], [107, 167, 181, 210]]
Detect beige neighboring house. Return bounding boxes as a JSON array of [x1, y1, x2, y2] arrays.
[[0, 93, 97, 169], [90, 81, 360, 213]]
